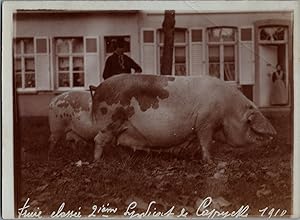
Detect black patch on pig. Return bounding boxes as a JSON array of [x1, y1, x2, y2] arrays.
[[92, 74, 175, 116], [111, 106, 135, 122], [106, 106, 135, 132], [100, 107, 108, 115]]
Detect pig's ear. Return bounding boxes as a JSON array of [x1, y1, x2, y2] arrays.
[[247, 111, 276, 135], [89, 85, 97, 98], [247, 111, 263, 132]]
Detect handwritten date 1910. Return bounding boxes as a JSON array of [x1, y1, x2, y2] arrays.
[[259, 207, 287, 218]]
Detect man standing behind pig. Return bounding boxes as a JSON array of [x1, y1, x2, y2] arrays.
[[102, 39, 142, 80]]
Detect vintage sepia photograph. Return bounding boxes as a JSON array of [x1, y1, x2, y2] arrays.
[[2, 1, 299, 219]]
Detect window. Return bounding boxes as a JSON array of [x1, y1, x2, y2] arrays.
[[207, 27, 237, 82], [86, 38, 97, 53], [259, 26, 287, 43], [191, 29, 203, 42], [13, 38, 36, 89], [143, 31, 154, 43], [141, 29, 157, 74], [158, 29, 187, 75], [241, 28, 252, 41], [55, 37, 84, 88]]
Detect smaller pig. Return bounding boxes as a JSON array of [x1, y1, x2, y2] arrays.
[[48, 91, 97, 157]]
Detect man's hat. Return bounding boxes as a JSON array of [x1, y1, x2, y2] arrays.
[[116, 39, 125, 49]]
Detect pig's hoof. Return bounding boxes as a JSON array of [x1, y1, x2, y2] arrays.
[[203, 157, 213, 164], [93, 158, 100, 163], [207, 159, 213, 164]]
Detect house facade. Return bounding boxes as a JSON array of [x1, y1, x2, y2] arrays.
[[13, 11, 293, 116]]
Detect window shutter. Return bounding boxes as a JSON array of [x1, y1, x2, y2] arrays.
[[84, 37, 100, 88], [35, 37, 51, 90], [189, 28, 205, 76], [141, 28, 156, 74], [239, 27, 255, 84]]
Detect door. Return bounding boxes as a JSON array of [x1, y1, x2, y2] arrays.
[[258, 45, 278, 107]]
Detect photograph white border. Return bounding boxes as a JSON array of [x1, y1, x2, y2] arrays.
[[2, 1, 300, 218]]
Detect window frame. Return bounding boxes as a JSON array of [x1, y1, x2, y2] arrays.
[[13, 37, 37, 92], [238, 26, 255, 85], [206, 27, 238, 83], [54, 37, 86, 91], [140, 28, 157, 75], [157, 28, 189, 76], [189, 27, 205, 75], [258, 25, 288, 44]]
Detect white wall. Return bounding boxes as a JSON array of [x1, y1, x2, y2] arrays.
[[14, 13, 141, 63], [139, 12, 292, 28]]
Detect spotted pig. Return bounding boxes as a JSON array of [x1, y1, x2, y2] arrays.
[[48, 91, 97, 156], [91, 74, 276, 162]]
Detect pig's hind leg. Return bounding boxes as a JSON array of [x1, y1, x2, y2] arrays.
[[48, 132, 62, 160], [196, 126, 214, 164], [66, 130, 88, 151]]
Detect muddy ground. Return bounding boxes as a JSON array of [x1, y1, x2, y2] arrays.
[[16, 111, 292, 218]]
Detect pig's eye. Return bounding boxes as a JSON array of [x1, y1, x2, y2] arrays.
[[247, 113, 254, 124]]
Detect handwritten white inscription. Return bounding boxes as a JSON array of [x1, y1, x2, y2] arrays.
[[18, 198, 42, 218], [124, 201, 175, 218], [50, 202, 82, 218], [18, 197, 288, 218], [196, 197, 249, 218]]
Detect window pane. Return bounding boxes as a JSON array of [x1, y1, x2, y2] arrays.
[[175, 47, 186, 63], [72, 38, 83, 53], [86, 38, 97, 53], [56, 39, 69, 53], [209, 63, 220, 78], [208, 28, 221, 42], [224, 63, 235, 81], [259, 26, 286, 41], [73, 72, 84, 87], [58, 57, 69, 71], [59, 73, 70, 87], [175, 64, 186, 76], [241, 28, 252, 41], [14, 58, 21, 72], [23, 38, 34, 54], [222, 28, 235, 41], [16, 74, 22, 88], [224, 45, 235, 81], [224, 45, 234, 62], [208, 46, 220, 62], [25, 73, 35, 88], [15, 39, 22, 54], [73, 57, 84, 71], [192, 29, 202, 42], [174, 30, 186, 43], [159, 31, 164, 44], [143, 30, 154, 43], [36, 38, 47, 53], [25, 58, 35, 72], [273, 27, 286, 40], [208, 45, 220, 78]]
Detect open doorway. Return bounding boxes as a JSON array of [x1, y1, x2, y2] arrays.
[[258, 44, 288, 107]]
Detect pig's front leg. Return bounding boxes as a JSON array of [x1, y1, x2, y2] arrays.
[[93, 130, 113, 161], [196, 128, 213, 164]]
